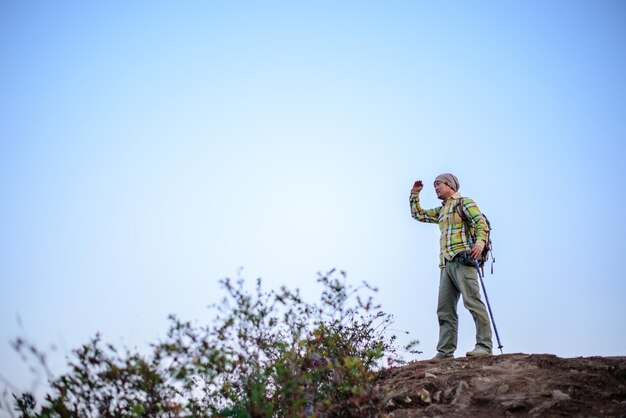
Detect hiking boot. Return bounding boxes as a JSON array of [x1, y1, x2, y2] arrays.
[[465, 348, 492, 357], [431, 354, 453, 361]]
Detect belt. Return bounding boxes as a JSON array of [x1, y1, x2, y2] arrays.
[[446, 251, 475, 267]]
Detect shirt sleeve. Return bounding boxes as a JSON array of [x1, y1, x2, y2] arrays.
[[459, 197, 489, 248], [410, 192, 440, 224]]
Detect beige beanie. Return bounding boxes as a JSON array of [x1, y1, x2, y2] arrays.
[[434, 173, 460, 192]]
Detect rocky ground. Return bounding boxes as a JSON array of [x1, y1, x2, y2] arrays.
[[376, 353, 626, 417]]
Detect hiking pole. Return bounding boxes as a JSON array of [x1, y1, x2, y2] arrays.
[[475, 260, 504, 354]]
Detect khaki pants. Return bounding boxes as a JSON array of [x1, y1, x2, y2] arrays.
[[437, 260, 493, 356]]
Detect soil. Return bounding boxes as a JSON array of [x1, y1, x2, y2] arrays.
[[376, 353, 626, 417]]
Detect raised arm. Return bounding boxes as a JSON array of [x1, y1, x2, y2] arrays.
[[410, 180, 440, 223]]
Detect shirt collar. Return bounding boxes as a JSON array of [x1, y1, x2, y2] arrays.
[[442, 191, 461, 206]]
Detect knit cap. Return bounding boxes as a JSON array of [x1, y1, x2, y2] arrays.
[[434, 173, 460, 192]]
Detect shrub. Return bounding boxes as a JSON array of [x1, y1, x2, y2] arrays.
[[5, 269, 419, 417]]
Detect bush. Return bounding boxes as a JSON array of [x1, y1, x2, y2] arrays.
[[4, 269, 419, 417]]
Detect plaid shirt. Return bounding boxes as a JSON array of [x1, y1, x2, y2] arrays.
[[410, 191, 489, 267]]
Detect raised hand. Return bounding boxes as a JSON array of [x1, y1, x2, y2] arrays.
[[412, 180, 423, 194]]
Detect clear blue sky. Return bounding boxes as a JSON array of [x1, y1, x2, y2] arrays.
[[2, 0, 625, 399]]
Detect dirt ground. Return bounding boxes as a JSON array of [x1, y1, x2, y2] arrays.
[[376, 353, 626, 417]]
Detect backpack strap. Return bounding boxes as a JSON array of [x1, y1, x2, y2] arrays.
[[455, 197, 495, 274], [454, 197, 473, 245]]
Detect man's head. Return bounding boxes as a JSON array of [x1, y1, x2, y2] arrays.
[[434, 173, 459, 200]]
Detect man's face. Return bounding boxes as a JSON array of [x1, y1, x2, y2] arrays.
[[434, 181, 455, 200]]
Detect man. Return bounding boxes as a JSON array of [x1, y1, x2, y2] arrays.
[[410, 173, 493, 359]]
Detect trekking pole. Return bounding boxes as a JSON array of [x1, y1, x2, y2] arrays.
[[475, 260, 504, 354]]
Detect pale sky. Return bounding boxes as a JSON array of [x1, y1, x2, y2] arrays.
[[1, 0, 625, 402]]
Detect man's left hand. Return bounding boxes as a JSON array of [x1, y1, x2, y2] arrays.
[[470, 245, 483, 259]]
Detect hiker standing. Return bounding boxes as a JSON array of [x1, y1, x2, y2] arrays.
[[410, 173, 493, 359]]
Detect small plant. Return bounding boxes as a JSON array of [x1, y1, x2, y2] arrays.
[[4, 269, 419, 417]]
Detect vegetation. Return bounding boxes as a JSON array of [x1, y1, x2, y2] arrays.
[[2, 269, 418, 417]]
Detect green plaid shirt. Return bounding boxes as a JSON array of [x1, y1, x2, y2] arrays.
[[410, 191, 489, 267]]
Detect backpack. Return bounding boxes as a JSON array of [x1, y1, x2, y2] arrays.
[[454, 198, 495, 274]]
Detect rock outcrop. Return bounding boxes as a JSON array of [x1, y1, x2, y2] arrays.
[[377, 353, 626, 417]]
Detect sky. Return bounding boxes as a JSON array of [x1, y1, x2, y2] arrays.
[[1, 0, 625, 403]]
